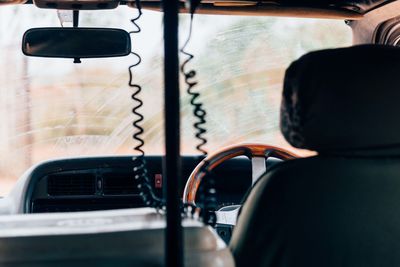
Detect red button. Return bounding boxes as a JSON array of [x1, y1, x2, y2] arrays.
[[155, 174, 163, 189]]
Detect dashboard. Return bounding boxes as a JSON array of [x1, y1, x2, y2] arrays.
[[11, 156, 253, 214], [0, 155, 281, 244], [0, 155, 282, 216]]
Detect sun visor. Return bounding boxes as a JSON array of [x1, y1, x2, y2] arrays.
[[129, 0, 363, 20]]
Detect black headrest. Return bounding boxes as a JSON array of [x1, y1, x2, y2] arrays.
[[280, 45, 400, 155]]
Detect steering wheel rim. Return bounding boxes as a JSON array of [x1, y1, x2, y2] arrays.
[[183, 143, 298, 205]]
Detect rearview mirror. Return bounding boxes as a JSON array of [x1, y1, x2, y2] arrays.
[[22, 28, 131, 59]]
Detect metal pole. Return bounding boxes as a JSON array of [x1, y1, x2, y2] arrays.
[[162, 0, 183, 266], [73, 10, 79, 27]]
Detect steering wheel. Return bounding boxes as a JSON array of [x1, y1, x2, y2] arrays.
[[183, 143, 298, 226]]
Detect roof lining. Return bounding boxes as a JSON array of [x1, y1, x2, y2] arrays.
[[4, 0, 372, 20]]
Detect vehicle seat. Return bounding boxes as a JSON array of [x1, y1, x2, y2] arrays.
[[230, 45, 400, 267]]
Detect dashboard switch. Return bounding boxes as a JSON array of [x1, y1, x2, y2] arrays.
[[155, 174, 162, 189]]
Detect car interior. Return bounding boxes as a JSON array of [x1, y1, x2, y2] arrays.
[[1, 0, 400, 266]]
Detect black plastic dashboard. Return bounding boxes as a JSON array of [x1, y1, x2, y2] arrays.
[[25, 156, 256, 214]]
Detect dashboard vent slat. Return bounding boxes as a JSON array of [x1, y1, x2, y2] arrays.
[[47, 174, 96, 196]]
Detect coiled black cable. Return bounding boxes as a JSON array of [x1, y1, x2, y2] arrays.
[[180, 14, 208, 156], [180, 14, 216, 225], [129, 0, 164, 209]]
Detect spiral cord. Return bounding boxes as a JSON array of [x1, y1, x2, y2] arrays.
[[180, 14, 217, 225], [180, 15, 208, 156], [129, 0, 164, 209]]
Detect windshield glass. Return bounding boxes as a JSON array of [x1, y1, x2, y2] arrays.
[[0, 6, 352, 195]]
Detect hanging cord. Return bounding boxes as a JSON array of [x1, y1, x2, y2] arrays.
[[180, 14, 216, 225], [180, 14, 208, 156], [129, 0, 164, 209]]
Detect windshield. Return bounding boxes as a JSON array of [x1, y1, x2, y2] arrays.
[[0, 6, 352, 195]]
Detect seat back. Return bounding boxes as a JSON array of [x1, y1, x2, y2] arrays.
[[230, 45, 400, 266], [231, 156, 400, 266]]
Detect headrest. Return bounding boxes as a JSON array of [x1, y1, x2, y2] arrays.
[[280, 45, 400, 155]]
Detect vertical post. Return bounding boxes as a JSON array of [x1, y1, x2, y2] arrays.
[[73, 10, 79, 27], [162, 0, 183, 267]]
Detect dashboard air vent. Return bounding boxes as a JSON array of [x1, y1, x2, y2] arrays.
[[47, 173, 96, 196], [103, 173, 138, 195]]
